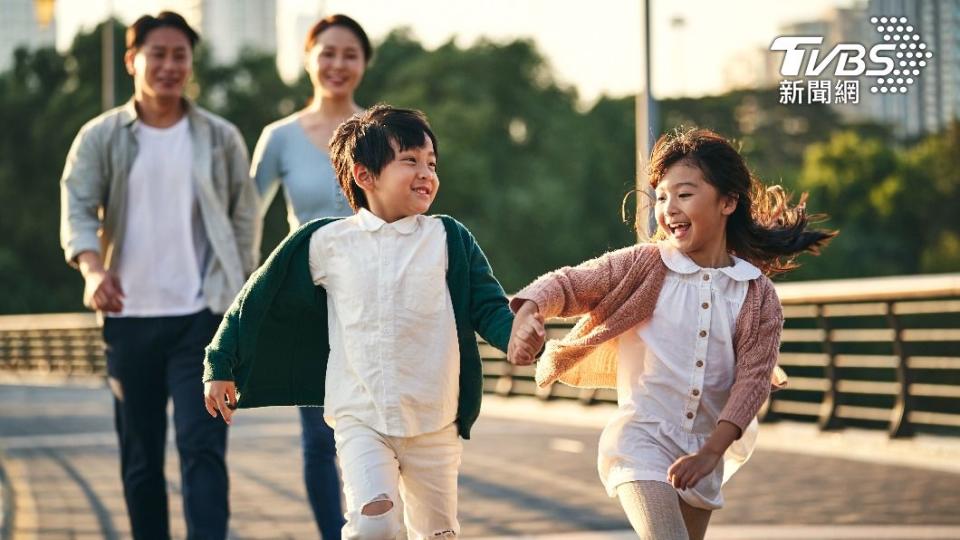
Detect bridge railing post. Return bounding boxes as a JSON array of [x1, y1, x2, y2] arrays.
[[817, 303, 843, 431], [887, 301, 914, 438]]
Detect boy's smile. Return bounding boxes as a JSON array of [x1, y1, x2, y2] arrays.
[[359, 136, 439, 223]]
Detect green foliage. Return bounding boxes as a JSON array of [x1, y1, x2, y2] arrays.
[[350, 31, 635, 288], [794, 123, 960, 279], [0, 21, 128, 313], [0, 22, 957, 314]]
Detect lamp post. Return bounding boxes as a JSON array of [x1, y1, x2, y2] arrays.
[[101, 0, 115, 111], [635, 0, 657, 239]]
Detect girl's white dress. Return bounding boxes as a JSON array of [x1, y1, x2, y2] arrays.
[[598, 242, 761, 510]]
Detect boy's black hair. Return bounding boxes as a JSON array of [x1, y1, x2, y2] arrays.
[[329, 104, 439, 211], [126, 11, 200, 51]]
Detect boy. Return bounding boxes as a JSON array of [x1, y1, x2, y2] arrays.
[[203, 105, 545, 539]]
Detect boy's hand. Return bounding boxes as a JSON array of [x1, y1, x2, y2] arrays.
[[204, 381, 238, 425], [508, 300, 545, 366]]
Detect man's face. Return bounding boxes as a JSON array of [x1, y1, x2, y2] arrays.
[[125, 27, 192, 101]]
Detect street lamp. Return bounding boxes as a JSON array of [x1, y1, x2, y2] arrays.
[[636, 0, 656, 239], [102, 0, 115, 111]]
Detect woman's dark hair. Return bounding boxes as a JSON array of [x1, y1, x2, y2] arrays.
[[644, 127, 836, 276], [304, 14, 373, 64], [126, 11, 200, 51], [329, 104, 438, 211]]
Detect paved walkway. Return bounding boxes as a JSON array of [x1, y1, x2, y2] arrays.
[[2, 377, 959, 539]]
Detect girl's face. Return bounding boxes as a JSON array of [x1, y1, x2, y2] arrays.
[[655, 162, 738, 265], [305, 26, 366, 99]]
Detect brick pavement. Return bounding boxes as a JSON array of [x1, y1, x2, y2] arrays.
[[2, 380, 960, 539]]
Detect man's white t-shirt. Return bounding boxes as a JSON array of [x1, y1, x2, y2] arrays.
[[112, 116, 209, 317]]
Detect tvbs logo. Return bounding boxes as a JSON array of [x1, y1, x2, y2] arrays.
[[771, 37, 895, 77]]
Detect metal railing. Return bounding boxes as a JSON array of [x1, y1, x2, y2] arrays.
[[2, 273, 959, 438], [481, 273, 960, 438]]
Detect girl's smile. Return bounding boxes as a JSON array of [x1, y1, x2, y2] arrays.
[[655, 162, 737, 268]]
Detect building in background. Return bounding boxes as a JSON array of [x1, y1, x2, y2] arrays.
[[771, 0, 958, 138], [864, 0, 959, 137], [722, 46, 781, 91], [277, 4, 324, 83], [163, 0, 278, 65], [0, 0, 57, 71]]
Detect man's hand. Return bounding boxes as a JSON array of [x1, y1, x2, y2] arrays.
[[204, 381, 238, 425], [508, 300, 546, 366], [77, 252, 124, 312]]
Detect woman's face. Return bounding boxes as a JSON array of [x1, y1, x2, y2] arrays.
[[305, 26, 366, 99]]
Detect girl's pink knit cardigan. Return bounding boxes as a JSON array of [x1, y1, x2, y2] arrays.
[[511, 243, 788, 433]]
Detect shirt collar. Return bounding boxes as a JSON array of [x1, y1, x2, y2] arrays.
[[657, 241, 761, 281], [355, 208, 420, 235], [120, 97, 197, 128]]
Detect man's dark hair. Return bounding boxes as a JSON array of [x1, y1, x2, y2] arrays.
[[329, 104, 439, 211], [126, 11, 200, 51]]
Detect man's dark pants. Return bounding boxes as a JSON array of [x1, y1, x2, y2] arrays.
[[104, 309, 228, 540]]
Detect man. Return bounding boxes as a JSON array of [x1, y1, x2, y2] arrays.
[[59, 11, 259, 539]]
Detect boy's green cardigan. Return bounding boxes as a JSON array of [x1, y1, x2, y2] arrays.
[[202, 216, 513, 439]]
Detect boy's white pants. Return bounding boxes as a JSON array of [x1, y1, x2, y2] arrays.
[[334, 417, 462, 539]]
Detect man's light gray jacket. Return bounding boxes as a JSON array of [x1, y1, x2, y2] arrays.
[[59, 99, 261, 314]]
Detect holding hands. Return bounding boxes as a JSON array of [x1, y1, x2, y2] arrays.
[[508, 300, 546, 366]]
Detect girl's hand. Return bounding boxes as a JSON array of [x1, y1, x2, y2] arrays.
[[668, 420, 740, 490], [204, 381, 238, 425], [667, 450, 722, 491], [508, 300, 545, 365]]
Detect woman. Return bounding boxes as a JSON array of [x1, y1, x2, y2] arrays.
[[250, 14, 372, 539]]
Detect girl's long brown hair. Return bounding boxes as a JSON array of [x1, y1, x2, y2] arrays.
[[643, 127, 836, 276]]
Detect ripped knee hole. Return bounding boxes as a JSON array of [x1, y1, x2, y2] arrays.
[[360, 494, 394, 516]]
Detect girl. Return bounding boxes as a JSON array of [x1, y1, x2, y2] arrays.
[[507, 128, 834, 539], [249, 14, 372, 539]]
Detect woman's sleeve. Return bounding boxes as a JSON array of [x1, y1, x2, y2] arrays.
[[251, 126, 282, 217]]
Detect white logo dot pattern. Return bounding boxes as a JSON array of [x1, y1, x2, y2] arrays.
[[870, 15, 932, 94]]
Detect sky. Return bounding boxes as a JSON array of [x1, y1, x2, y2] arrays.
[[54, 0, 860, 102]]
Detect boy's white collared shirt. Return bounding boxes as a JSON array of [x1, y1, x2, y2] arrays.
[[308, 208, 460, 437]]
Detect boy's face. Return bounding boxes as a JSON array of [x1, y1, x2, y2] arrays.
[[358, 136, 439, 222]]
